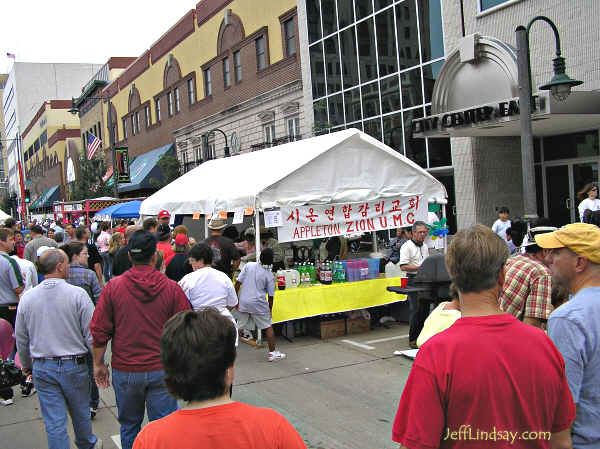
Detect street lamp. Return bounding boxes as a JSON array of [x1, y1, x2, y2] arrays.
[[202, 128, 230, 159], [69, 95, 118, 198], [516, 16, 582, 220]]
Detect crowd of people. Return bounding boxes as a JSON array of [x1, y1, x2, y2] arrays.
[[1, 194, 599, 448]]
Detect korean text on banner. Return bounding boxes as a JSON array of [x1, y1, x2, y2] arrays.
[[277, 195, 427, 242]]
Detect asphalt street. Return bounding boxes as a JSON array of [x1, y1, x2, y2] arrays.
[[0, 321, 413, 449]]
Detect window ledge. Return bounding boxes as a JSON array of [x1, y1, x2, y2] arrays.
[[477, 0, 522, 18]]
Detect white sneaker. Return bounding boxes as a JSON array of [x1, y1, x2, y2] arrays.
[[94, 438, 103, 449], [268, 351, 286, 362], [0, 398, 14, 406]]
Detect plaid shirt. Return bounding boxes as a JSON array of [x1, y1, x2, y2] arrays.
[[67, 264, 102, 304], [499, 253, 553, 320]]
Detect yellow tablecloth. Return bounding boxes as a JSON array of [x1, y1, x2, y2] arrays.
[[271, 277, 407, 323]]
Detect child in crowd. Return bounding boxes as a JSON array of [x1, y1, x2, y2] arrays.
[[416, 283, 461, 347], [233, 248, 286, 362], [492, 206, 511, 242]]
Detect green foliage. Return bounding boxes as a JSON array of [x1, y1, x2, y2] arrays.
[[149, 154, 181, 189], [69, 153, 113, 201], [312, 99, 332, 136]]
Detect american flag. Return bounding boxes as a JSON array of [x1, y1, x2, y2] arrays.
[[6, 52, 15, 59], [87, 132, 102, 160]]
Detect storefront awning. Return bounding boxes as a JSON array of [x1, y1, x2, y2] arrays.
[[30, 185, 60, 210], [118, 143, 175, 193]]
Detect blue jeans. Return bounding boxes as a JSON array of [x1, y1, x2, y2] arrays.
[[112, 368, 177, 449], [86, 352, 99, 409], [33, 358, 98, 449]]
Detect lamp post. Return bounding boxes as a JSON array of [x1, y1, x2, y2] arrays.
[[202, 128, 230, 159], [69, 95, 119, 198], [516, 16, 582, 220]]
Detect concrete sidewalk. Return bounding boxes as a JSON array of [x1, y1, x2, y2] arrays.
[[0, 322, 414, 449]]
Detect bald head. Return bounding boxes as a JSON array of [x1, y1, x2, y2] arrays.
[[38, 249, 69, 278]]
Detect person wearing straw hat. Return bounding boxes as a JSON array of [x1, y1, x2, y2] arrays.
[[536, 223, 600, 448], [204, 217, 240, 280]]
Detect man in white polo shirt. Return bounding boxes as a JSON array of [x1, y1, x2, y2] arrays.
[[399, 221, 429, 349]]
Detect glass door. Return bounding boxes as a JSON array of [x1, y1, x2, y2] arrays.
[[572, 162, 599, 221], [545, 165, 571, 227]]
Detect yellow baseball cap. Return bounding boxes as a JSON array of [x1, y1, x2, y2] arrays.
[[535, 223, 600, 264]]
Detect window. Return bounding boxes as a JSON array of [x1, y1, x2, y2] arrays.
[[122, 119, 128, 139], [131, 115, 136, 135], [97, 121, 102, 141], [223, 57, 231, 88], [39, 130, 47, 147], [155, 98, 162, 121], [187, 79, 195, 104], [284, 18, 297, 57], [135, 111, 140, 134], [204, 69, 212, 96], [264, 123, 276, 146], [233, 51, 242, 83], [256, 36, 266, 70], [174, 87, 180, 113], [287, 116, 300, 141], [195, 145, 202, 162], [167, 91, 173, 116], [480, 0, 513, 11], [145, 105, 150, 127]]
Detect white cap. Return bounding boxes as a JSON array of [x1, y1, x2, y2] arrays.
[[37, 246, 52, 257]]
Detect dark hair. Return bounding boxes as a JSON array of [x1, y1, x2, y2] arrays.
[[143, 218, 158, 231], [3, 218, 16, 228], [75, 226, 88, 240], [577, 182, 598, 203], [222, 225, 239, 241], [155, 250, 164, 270], [411, 221, 428, 233], [30, 225, 44, 235], [64, 241, 85, 262], [551, 282, 570, 309], [260, 248, 274, 266], [0, 227, 13, 242], [448, 282, 459, 300], [498, 206, 509, 214], [101, 222, 110, 231], [189, 243, 213, 265], [161, 309, 237, 402], [508, 220, 527, 247]]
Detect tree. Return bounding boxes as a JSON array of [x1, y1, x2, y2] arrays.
[[149, 154, 181, 189], [312, 99, 333, 136], [70, 153, 113, 201]]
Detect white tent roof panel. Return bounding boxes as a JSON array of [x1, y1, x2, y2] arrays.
[[140, 129, 447, 216]]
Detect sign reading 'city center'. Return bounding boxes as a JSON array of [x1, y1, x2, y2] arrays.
[[412, 95, 545, 136], [276, 195, 428, 243]]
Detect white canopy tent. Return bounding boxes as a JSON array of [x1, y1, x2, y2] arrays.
[[141, 129, 447, 216], [0, 209, 10, 222]]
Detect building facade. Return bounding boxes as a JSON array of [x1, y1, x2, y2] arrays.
[[1, 62, 102, 198], [297, 0, 456, 230], [0, 74, 8, 199], [103, 0, 304, 197], [298, 0, 600, 231], [21, 100, 81, 210]]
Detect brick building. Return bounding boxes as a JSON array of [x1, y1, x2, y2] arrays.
[[103, 0, 304, 197]]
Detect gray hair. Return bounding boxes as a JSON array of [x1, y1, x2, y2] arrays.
[[38, 249, 66, 275], [54, 231, 64, 243], [412, 221, 428, 232], [446, 224, 509, 294]]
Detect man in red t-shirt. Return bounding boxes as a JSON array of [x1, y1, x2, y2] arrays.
[[91, 230, 191, 449], [392, 225, 575, 449], [132, 308, 306, 449]]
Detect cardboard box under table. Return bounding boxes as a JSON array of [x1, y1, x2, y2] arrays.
[[271, 277, 407, 324]]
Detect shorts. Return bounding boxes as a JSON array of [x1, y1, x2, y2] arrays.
[[233, 310, 272, 330]]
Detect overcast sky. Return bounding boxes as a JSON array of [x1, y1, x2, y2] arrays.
[[1, 1, 198, 73]]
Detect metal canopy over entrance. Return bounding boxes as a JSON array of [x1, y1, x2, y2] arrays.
[[412, 34, 600, 138]]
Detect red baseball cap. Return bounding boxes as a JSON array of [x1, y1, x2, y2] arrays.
[[158, 210, 170, 219], [174, 233, 188, 246]]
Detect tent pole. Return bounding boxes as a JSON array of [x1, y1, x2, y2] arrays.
[[372, 231, 377, 253], [255, 209, 261, 262], [203, 215, 209, 240]]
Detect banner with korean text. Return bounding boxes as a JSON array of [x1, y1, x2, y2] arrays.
[[277, 195, 427, 242]]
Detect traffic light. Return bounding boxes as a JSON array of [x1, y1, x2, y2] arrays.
[[24, 189, 30, 203]]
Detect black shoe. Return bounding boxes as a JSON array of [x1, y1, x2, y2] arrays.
[[90, 407, 97, 419], [21, 377, 36, 397]]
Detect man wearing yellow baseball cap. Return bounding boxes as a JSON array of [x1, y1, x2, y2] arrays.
[[536, 223, 600, 448]]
